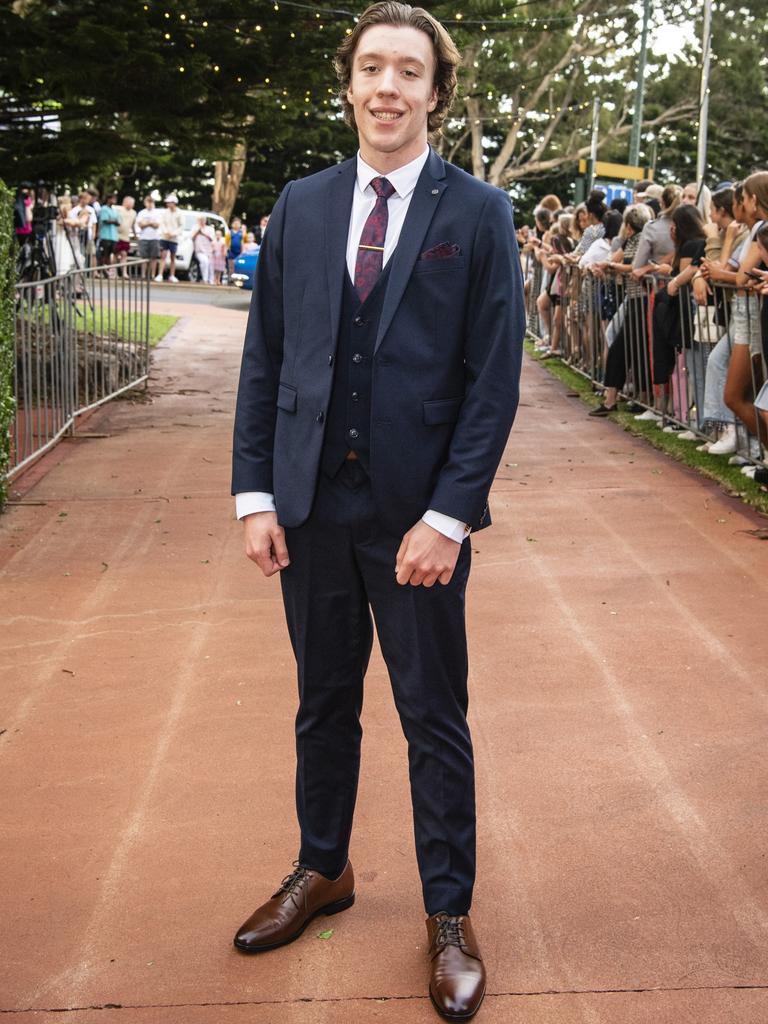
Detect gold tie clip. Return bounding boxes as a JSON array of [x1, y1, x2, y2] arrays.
[[358, 244, 385, 251]]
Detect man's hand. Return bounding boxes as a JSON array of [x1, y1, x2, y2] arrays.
[[395, 521, 461, 588], [243, 511, 290, 577]]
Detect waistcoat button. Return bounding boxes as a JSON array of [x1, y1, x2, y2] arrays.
[[352, 353, 363, 364], [348, 428, 359, 439]]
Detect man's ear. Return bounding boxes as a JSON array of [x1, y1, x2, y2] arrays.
[[428, 86, 438, 112]]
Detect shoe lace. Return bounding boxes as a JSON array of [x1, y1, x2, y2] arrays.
[[272, 861, 311, 900], [435, 914, 465, 950]]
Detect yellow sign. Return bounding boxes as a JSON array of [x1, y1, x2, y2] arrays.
[[578, 160, 652, 181]]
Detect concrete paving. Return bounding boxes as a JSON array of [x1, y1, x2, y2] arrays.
[[2, 300, 768, 1023]]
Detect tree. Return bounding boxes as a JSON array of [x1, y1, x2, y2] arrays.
[[428, 0, 696, 187], [643, 0, 768, 186], [0, 0, 353, 214]]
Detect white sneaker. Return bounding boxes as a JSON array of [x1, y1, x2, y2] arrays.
[[696, 442, 711, 452], [708, 425, 737, 455], [169, 275, 179, 283], [154, 274, 163, 282], [678, 430, 698, 441], [634, 409, 662, 421], [741, 466, 758, 478], [662, 425, 680, 433], [728, 455, 749, 466]]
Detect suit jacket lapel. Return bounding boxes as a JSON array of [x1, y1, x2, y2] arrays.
[[374, 148, 447, 354], [325, 159, 357, 347]]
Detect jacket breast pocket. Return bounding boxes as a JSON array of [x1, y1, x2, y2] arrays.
[[277, 382, 297, 413], [423, 396, 463, 425], [412, 257, 466, 275]]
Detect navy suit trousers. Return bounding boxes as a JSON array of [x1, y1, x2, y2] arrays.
[[279, 459, 476, 916]]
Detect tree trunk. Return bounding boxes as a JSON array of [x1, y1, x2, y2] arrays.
[[212, 140, 247, 222]]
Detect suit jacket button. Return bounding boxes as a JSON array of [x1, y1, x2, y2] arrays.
[[328, 355, 334, 366], [354, 316, 366, 327], [316, 412, 324, 423]]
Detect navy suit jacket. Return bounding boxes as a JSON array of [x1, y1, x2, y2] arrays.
[[232, 148, 526, 537]]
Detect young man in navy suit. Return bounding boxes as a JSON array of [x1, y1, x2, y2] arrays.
[[231, 3, 525, 1018]]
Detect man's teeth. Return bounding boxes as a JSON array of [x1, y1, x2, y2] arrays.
[[373, 112, 401, 121]]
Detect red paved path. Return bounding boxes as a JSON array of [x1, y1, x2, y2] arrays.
[[2, 302, 768, 1022]]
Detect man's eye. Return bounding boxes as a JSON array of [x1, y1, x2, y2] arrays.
[[362, 64, 378, 73]]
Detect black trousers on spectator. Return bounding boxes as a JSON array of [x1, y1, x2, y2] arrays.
[[605, 296, 650, 394]]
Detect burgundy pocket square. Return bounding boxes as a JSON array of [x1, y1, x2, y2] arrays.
[[419, 242, 461, 261]]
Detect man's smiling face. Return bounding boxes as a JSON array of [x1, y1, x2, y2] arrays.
[[346, 23, 438, 173]]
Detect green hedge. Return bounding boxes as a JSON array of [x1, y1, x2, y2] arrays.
[[0, 182, 13, 509]]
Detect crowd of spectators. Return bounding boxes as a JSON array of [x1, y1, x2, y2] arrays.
[[13, 183, 270, 286], [519, 172, 768, 479]]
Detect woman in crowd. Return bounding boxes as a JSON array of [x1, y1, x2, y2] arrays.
[[661, 204, 708, 428], [682, 181, 713, 225], [53, 195, 83, 275], [572, 203, 588, 244], [530, 206, 555, 350], [570, 191, 607, 257], [589, 204, 653, 416], [580, 210, 624, 376], [212, 228, 228, 286], [752, 223, 768, 450], [227, 216, 244, 281], [243, 231, 259, 254], [693, 185, 749, 453], [14, 185, 33, 247], [191, 216, 215, 284], [630, 184, 682, 420], [538, 193, 562, 215], [723, 171, 768, 440], [537, 212, 575, 359]]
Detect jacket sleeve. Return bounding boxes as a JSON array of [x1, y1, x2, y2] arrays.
[[231, 182, 292, 495], [427, 187, 526, 526]]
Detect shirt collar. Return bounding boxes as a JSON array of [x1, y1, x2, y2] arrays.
[[356, 147, 430, 200]]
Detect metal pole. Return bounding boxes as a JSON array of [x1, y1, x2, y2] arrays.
[[696, 0, 712, 190], [629, 0, 651, 168], [587, 97, 601, 192]]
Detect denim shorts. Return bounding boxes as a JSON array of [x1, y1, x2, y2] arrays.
[[730, 294, 762, 356]]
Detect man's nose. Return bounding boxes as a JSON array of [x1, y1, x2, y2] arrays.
[[376, 66, 400, 95]]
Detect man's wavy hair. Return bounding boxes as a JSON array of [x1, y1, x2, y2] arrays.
[[334, 2, 461, 141]]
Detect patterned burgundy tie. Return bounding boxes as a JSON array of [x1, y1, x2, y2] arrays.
[[354, 176, 396, 304]]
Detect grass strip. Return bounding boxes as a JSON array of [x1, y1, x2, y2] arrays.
[[525, 338, 768, 518], [147, 313, 178, 347]]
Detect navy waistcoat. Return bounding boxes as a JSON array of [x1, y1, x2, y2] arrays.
[[321, 266, 392, 478]]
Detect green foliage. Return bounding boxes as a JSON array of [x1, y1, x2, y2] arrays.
[[0, 180, 14, 509], [645, 0, 768, 185], [2, 0, 766, 215], [0, 0, 355, 208]]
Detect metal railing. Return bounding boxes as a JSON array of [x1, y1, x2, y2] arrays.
[[10, 260, 151, 479], [525, 253, 767, 464]]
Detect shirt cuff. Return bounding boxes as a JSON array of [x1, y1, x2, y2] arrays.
[[235, 492, 276, 519], [422, 509, 470, 544]]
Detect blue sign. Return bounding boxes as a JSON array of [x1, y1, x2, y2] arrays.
[[594, 180, 635, 205]]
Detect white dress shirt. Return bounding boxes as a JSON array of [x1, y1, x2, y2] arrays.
[[235, 148, 469, 544]]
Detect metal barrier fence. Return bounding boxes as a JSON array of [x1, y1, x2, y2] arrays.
[[10, 260, 151, 479], [525, 254, 768, 464]]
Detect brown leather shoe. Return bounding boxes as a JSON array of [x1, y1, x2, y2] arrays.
[[234, 861, 355, 953], [426, 913, 486, 1021]]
